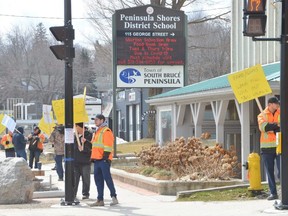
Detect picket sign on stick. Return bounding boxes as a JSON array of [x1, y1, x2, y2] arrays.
[[254, 97, 268, 124], [228, 64, 272, 105], [1, 114, 18, 133], [82, 86, 87, 139], [228, 64, 271, 125], [74, 124, 83, 152], [42, 104, 53, 136], [255, 98, 264, 113], [0, 114, 6, 134]]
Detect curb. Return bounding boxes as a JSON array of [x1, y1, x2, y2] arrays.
[[33, 190, 65, 199], [111, 168, 245, 195]]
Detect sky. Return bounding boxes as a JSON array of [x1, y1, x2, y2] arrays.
[[0, 0, 94, 47], [0, 0, 231, 48]]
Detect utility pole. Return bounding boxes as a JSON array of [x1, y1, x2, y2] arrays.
[[63, 0, 76, 205], [49, 0, 77, 205], [275, 0, 288, 210]]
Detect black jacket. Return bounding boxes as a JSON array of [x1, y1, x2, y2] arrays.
[[74, 130, 92, 165], [12, 127, 26, 151]]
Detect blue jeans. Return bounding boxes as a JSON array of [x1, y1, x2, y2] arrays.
[[262, 152, 280, 195], [94, 160, 116, 201], [29, 150, 41, 169], [55, 155, 64, 179], [16, 149, 27, 161]]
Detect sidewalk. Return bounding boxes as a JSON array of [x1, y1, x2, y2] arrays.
[[1, 151, 288, 215]]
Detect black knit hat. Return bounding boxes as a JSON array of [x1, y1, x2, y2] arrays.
[[33, 126, 40, 130], [268, 97, 280, 104]]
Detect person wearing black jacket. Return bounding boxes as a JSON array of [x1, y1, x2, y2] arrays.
[[12, 127, 27, 160], [74, 122, 92, 200]]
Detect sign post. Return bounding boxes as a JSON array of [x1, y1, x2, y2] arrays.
[[274, 0, 288, 210], [49, 0, 76, 205]]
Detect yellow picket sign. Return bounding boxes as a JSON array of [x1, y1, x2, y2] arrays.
[[74, 97, 89, 123], [38, 112, 56, 136], [0, 114, 6, 134], [52, 98, 89, 124], [228, 64, 272, 104]]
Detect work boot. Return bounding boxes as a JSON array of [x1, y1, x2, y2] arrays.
[[89, 200, 104, 207], [267, 194, 278, 200], [82, 195, 89, 200], [110, 196, 119, 206]]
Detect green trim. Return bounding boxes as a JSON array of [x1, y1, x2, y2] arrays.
[[260, 122, 267, 132], [149, 62, 280, 100], [92, 127, 110, 150], [104, 146, 112, 152], [4, 143, 14, 149], [260, 142, 277, 148], [92, 143, 104, 148]]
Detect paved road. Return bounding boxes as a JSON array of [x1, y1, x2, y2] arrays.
[[1, 150, 288, 216]]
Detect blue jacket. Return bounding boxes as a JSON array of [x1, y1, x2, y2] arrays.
[[12, 127, 26, 151]]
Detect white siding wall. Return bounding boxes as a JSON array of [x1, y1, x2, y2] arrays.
[[231, 0, 281, 72]]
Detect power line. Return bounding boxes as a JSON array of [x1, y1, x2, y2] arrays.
[[186, 6, 231, 13], [0, 13, 93, 20], [0, 6, 231, 20]]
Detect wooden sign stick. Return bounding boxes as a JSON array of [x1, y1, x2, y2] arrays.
[[74, 124, 83, 151]]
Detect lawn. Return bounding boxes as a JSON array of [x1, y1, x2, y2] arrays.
[[177, 184, 270, 201], [116, 138, 155, 155]]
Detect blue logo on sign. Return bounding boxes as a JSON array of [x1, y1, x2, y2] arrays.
[[119, 68, 141, 84]]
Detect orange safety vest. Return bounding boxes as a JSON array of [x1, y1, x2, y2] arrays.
[[257, 107, 280, 149], [91, 127, 114, 160], [35, 133, 45, 150], [1, 134, 14, 149]]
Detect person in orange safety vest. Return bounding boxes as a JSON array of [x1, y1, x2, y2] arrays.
[[257, 96, 280, 201], [27, 126, 45, 169], [83, 114, 118, 207], [1, 131, 15, 157]]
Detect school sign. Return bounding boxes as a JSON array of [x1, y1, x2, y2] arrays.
[[113, 5, 187, 88]]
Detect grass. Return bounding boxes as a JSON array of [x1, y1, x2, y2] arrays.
[[116, 138, 155, 154], [114, 165, 176, 180], [177, 184, 270, 202]]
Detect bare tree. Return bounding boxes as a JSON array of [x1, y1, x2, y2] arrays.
[[0, 26, 33, 102], [28, 23, 65, 104], [73, 45, 99, 97], [0, 24, 65, 106], [188, 18, 230, 84]]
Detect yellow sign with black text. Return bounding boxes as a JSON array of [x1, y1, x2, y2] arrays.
[[228, 64, 272, 104]]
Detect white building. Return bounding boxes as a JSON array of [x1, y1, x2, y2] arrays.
[[146, 1, 282, 180]]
